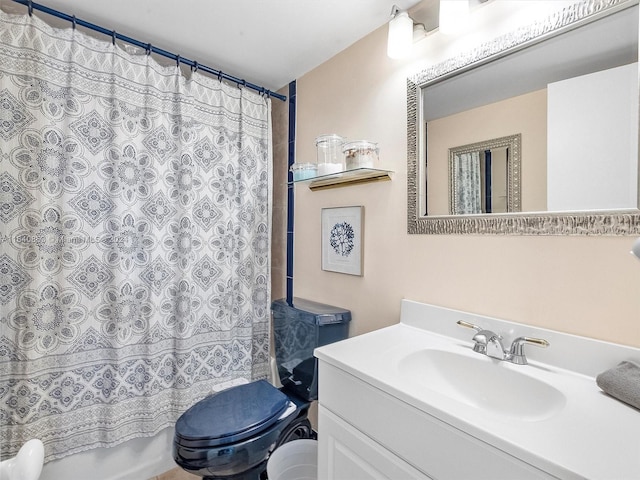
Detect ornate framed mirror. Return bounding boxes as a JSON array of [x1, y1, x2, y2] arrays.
[[407, 0, 640, 234]]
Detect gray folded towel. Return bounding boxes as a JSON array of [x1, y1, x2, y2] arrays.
[[596, 361, 640, 410]]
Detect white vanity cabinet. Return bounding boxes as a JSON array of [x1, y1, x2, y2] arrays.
[[314, 300, 640, 480], [317, 362, 552, 480]]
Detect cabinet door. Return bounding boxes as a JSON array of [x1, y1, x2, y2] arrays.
[[318, 406, 432, 480]]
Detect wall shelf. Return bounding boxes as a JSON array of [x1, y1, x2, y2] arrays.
[[294, 168, 393, 191]]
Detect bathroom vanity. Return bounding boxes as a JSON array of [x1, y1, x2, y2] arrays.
[[314, 300, 640, 479]]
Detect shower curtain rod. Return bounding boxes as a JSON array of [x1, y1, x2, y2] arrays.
[[10, 0, 287, 102]]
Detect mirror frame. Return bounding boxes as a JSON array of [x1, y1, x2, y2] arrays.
[[407, 0, 640, 235], [449, 134, 521, 215]]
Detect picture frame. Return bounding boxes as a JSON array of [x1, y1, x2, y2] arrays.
[[321, 206, 363, 276]]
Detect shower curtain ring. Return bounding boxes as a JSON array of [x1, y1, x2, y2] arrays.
[[27, 0, 33, 16], [176, 55, 180, 68], [146, 43, 152, 55], [72, 15, 77, 29], [191, 61, 198, 73], [111, 30, 116, 45], [217, 70, 223, 82]]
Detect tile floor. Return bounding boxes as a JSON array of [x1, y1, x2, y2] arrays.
[[149, 467, 199, 480]]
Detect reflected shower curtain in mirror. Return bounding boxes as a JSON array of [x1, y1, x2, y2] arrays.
[[453, 152, 482, 214], [0, 11, 272, 461]]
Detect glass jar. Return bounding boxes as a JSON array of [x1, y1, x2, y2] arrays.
[[290, 162, 317, 181], [343, 141, 379, 170], [315, 134, 345, 175]]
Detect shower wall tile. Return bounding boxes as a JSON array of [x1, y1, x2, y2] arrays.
[[272, 141, 289, 197], [271, 90, 289, 142], [271, 85, 289, 303], [271, 204, 287, 271], [271, 266, 286, 301]]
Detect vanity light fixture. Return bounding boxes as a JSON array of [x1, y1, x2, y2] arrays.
[[387, 5, 427, 59], [631, 237, 640, 260], [439, 0, 471, 35]]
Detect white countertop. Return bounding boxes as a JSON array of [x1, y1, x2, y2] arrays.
[[315, 300, 640, 480]]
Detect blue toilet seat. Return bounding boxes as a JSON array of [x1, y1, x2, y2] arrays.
[[175, 380, 291, 449]]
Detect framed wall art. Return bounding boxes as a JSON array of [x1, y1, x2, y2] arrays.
[[321, 206, 363, 276]]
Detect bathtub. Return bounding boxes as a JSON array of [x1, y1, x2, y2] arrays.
[[38, 376, 254, 480], [39, 427, 177, 480]]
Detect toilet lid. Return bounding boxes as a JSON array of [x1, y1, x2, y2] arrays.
[[175, 380, 290, 448]]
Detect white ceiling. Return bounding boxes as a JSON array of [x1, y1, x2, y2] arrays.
[[0, 0, 427, 93]]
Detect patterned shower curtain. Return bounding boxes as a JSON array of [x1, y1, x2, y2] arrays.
[[452, 151, 482, 214], [0, 11, 272, 461]]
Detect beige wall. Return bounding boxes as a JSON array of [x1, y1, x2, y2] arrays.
[[290, 11, 640, 347]]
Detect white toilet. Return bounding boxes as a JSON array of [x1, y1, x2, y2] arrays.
[[0, 439, 45, 480]]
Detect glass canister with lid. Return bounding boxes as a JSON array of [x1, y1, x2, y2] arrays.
[[315, 134, 345, 176], [343, 141, 379, 170], [290, 162, 318, 181]]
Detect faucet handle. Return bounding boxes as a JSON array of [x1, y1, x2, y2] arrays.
[[457, 320, 494, 354], [456, 320, 483, 332], [509, 336, 549, 365]]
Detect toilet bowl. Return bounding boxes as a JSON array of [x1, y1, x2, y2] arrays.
[[173, 380, 313, 479], [173, 298, 351, 480], [0, 439, 45, 480]]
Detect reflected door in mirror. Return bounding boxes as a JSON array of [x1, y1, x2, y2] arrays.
[[450, 146, 510, 215], [447, 134, 521, 215]]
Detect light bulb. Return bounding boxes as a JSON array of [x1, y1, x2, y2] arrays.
[[387, 11, 413, 59]]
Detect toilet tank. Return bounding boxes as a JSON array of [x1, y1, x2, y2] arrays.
[[271, 298, 351, 401]]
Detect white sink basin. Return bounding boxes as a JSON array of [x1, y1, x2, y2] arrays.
[[399, 349, 566, 421]]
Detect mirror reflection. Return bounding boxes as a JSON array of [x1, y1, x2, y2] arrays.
[[449, 134, 520, 215], [408, 0, 640, 234]]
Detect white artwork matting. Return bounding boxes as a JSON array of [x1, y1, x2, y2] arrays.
[[321, 206, 363, 276]]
